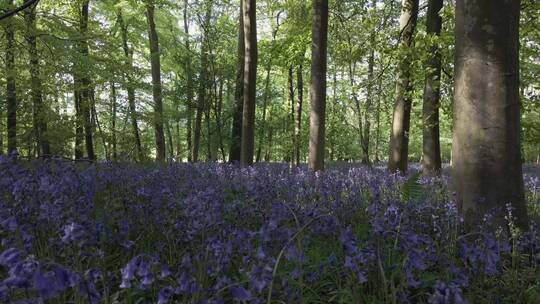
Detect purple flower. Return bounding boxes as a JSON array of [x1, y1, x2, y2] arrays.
[[230, 286, 252, 301]]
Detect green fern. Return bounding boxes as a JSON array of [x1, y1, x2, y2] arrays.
[[401, 172, 423, 202]]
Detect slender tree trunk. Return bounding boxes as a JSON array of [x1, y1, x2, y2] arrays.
[[229, 0, 245, 163], [184, 0, 193, 162], [146, 3, 166, 161], [374, 78, 381, 163], [388, 0, 419, 174], [166, 121, 174, 158], [193, 3, 212, 162], [240, 0, 258, 166], [118, 10, 143, 161], [5, 0, 16, 155], [91, 94, 109, 160], [362, 45, 375, 165], [421, 0, 443, 175], [25, 7, 50, 157], [79, 0, 95, 160], [110, 82, 117, 160], [294, 64, 303, 166], [349, 61, 365, 162], [256, 64, 272, 162], [288, 67, 295, 164], [205, 90, 212, 161], [308, 0, 329, 171], [73, 77, 84, 159], [216, 79, 226, 161], [453, 0, 528, 230]]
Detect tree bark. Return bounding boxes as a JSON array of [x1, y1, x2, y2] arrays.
[[288, 67, 295, 164], [110, 82, 117, 160], [240, 0, 258, 166], [421, 0, 443, 175], [362, 43, 375, 165], [184, 0, 193, 162], [453, 0, 528, 230], [73, 75, 84, 159], [118, 10, 143, 161], [229, 0, 245, 163], [294, 64, 303, 166], [256, 64, 271, 163], [146, 3, 166, 161], [25, 7, 50, 157], [308, 0, 329, 171], [388, 0, 419, 174], [79, 0, 95, 160], [5, 0, 17, 155]]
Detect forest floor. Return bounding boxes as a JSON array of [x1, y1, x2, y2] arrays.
[[0, 158, 539, 303]]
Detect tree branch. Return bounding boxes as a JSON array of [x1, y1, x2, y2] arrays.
[[0, 0, 40, 21]]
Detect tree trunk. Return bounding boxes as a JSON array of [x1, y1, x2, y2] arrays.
[[184, 0, 193, 162], [73, 76, 84, 159], [453, 0, 528, 230], [349, 61, 365, 162], [5, 0, 16, 155], [229, 0, 245, 163], [294, 64, 303, 166], [240, 0, 258, 166], [166, 121, 174, 159], [146, 3, 166, 161], [288, 67, 295, 164], [79, 0, 95, 160], [193, 3, 212, 162], [25, 7, 50, 157], [308, 0, 329, 171], [118, 10, 143, 161], [422, 0, 443, 175], [110, 82, 117, 160], [362, 46, 375, 165], [216, 78, 226, 161], [388, 0, 419, 174], [256, 64, 272, 163]]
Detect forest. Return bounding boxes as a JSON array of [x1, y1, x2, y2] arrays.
[[0, 0, 539, 303]]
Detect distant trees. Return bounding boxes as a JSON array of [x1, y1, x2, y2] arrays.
[[452, 0, 528, 229], [5, 0, 17, 155], [308, 0, 329, 171], [25, 6, 50, 157], [388, 0, 419, 174]]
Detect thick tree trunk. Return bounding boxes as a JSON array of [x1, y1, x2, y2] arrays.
[[229, 0, 245, 163], [146, 3, 166, 161], [25, 7, 50, 157], [453, 0, 528, 230], [110, 82, 117, 160], [388, 0, 419, 174], [422, 0, 443, 175], [184, 0, 193, 162], [294, 64, 303, 166], [5, 0, 16, 155], [308, 0, 329, 171], [193, 4, 212, 163], [240, 0, 258, 166], [118, 10, 143, 161]]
